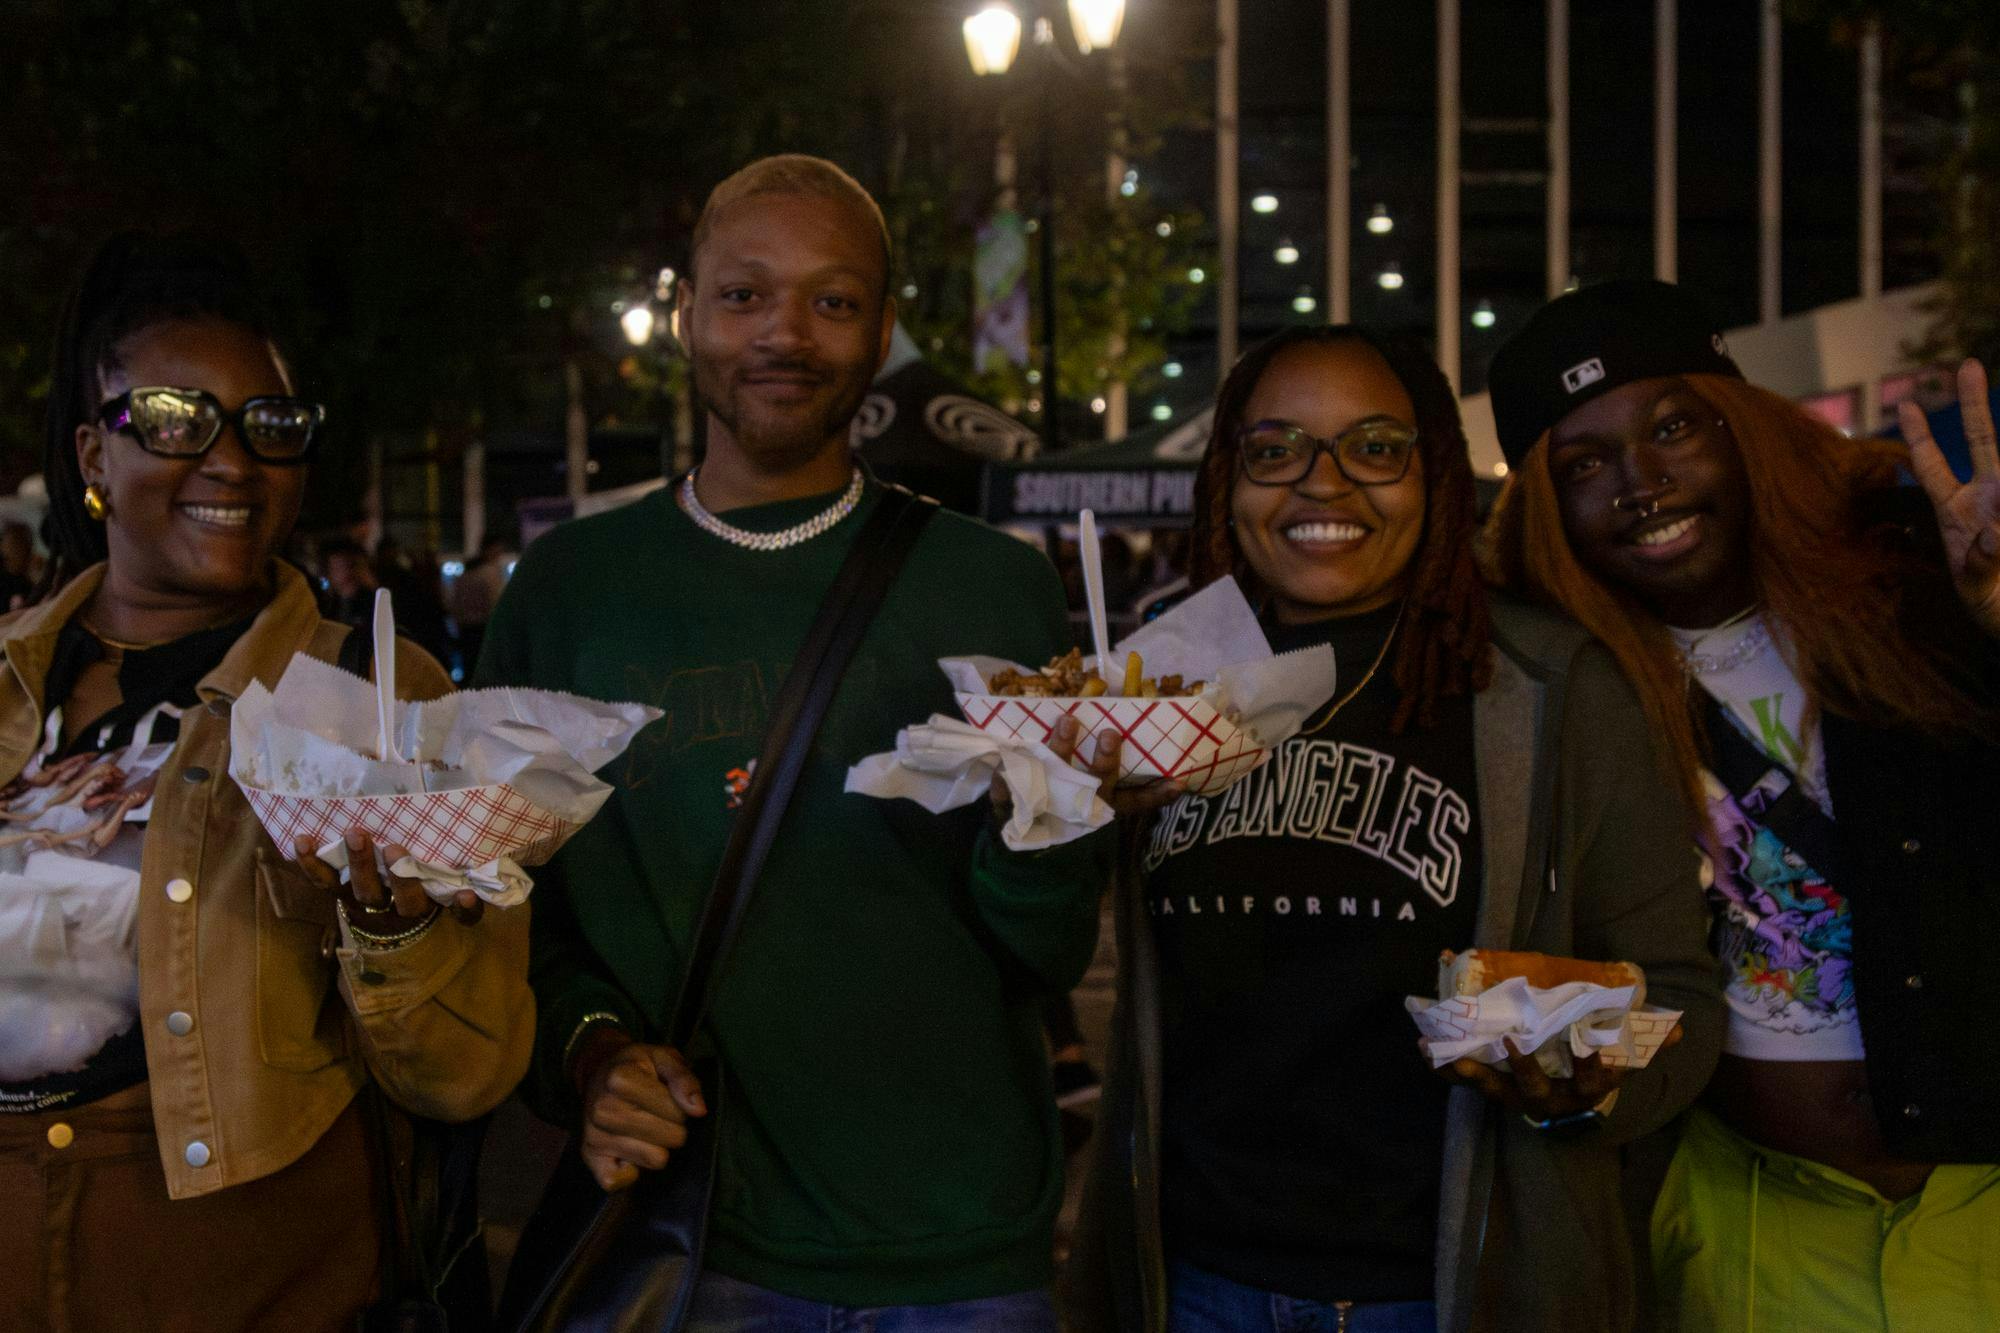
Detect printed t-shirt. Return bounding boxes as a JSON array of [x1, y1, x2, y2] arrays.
[[1669, 614, 1861, 1062], [1141, 602, 1481, 1302]]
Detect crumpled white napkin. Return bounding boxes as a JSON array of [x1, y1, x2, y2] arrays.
[[314, 837, 533, 908], [845, 716, 1112, 851], [1404, 976, 1683, 1076]]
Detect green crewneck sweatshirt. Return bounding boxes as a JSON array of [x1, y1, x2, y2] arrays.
[[476, 478, 1108, 1304]]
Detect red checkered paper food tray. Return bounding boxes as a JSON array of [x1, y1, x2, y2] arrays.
[[954, 691, 1269, 797], [240, 781, 581, 867]]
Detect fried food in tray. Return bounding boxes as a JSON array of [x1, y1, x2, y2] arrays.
[[985, 648, 1203, 700]]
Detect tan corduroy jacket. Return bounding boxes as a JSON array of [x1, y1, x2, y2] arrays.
[[0, 563, 533, 1199]]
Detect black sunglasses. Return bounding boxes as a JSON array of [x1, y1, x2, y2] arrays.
[[1236, 418, 1418, 488], [96, 386, 324, 464]]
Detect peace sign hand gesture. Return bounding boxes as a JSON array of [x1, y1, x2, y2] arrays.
[[1900, 358, 2000, 639]]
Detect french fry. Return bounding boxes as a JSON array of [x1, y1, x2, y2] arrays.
[[1123, 651, 1144, 697], [1079, 677, 1108, 698]]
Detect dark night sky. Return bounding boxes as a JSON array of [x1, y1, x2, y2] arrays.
[[1133, 0, 1950, 413]]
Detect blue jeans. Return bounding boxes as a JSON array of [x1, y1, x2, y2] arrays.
[[684, 1269, 1058, 1333], [1168, 1262, 1437, 1333]]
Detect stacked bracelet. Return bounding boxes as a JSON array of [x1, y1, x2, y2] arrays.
[[336, 897, 441, 952]]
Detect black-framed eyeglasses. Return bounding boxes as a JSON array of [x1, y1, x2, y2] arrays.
[[96, 386, 324, 464], [1236, 418, 1417, 487]]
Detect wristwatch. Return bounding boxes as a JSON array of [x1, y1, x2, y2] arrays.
[[1522, 1089, 1619, 1135]]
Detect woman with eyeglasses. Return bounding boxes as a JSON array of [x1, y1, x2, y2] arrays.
[[0, 232, 531, 1333], [1066, 325, 1721, 1333], [1482, 279, 2000, 1332]]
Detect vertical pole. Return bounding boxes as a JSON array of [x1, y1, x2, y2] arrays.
[[1859, 19, 1883, 432], [421, 429, 441, 554], [1217, 0, 1241, 379], [1654, 0, 1678, 282], [1436, 0, 1461, 390], [1759, 0, 1782, 325], [462, 438, 485, 555], [364, 436, 384, 553], [564, 359, 589, 503], [1328, 0, 1352, 324], [1546, 0, 1569, 299], [1104, 48, 1130, 442], [1039, 69, 1062, 450]]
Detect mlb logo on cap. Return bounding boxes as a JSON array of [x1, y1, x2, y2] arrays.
[[1562, 358, 1606, 394]]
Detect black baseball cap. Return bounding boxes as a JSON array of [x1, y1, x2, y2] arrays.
[[1486, 279, 1743, 467]]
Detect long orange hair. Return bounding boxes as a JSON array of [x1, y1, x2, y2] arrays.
[[1482, 373, 1999, 821]]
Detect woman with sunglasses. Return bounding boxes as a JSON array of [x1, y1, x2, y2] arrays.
[[1067, 325, 1721, 1333], [1482, 279, 2000, 1332], [0, 232, 531, 1332]]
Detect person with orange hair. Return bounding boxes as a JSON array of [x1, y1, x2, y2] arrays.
[[1483, 279, 2000, 1331], [1067, 325, 1722, 1333]]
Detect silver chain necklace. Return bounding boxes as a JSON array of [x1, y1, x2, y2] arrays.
[[1676, 609, 1770, 676], [679, 466, 864, 552]]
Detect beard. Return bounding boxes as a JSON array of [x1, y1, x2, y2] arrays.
[[693, 351, 872, 474]]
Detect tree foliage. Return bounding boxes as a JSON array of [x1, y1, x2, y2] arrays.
[[1795, 0, 2000, 365], [1, 0, 1210, 533]]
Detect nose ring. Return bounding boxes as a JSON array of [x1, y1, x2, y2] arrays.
[[1612, 475, 1672, 517]]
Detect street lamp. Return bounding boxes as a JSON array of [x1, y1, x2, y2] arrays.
[[964, 4, 1022, 75], [621, 305, 655, 346], [964, 0, 1124, 451], [1068, 0, 1126, 54]]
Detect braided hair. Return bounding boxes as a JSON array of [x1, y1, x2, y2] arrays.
[[42, 232, 279, 590], [1188, 325, 1493, 731]]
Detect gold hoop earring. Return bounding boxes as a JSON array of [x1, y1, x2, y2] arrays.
[[83, 485, 108, 521]]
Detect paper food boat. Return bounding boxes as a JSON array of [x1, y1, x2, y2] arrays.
[[942, 576, 1334, 798], [945, 679, 1262, 796], [229, 649, 658, 904]]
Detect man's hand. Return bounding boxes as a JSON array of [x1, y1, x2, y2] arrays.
[[573, 1032, 707, 1192], [1901, 358, 2000, 638], [1438, 1025, 1680, 1122], [988, 714, 1184, 821]]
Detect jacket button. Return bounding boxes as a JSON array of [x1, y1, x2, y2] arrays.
[[165, 878, 194, 903], [1906, 974, 1924, 990], [165, 1011, 194, 1036], [182, 766, 210, 783], [47, 1122, 74, 1150], [1903, 1104, 1922, 1120], [1901, 838, 1921, 854], [185, 1140, 212, 1167]]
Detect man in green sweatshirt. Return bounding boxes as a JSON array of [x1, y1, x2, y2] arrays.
[[478, 155, 1116, 1329]]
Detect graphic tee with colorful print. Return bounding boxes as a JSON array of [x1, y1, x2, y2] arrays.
[[1670, 615, 1861, 1062]]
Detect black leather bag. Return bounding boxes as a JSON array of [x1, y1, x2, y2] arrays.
[[500, 486, 935, 1333]]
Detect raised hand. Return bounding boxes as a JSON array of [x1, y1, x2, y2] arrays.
[[1900, 358, 2000, 637]]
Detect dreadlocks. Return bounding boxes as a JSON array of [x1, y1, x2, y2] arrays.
[[42, 232, 279, 591], [1188, 325, 1492, 731]]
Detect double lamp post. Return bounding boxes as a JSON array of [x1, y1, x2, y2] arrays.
[[963, 0, 1128, 450]]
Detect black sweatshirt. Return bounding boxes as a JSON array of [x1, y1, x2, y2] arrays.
[[1141, 603, 1481, 1301]]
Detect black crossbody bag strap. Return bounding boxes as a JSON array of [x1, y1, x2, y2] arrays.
[[1694, 687, 1844, 881], [665, 484, 934, 1045]]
